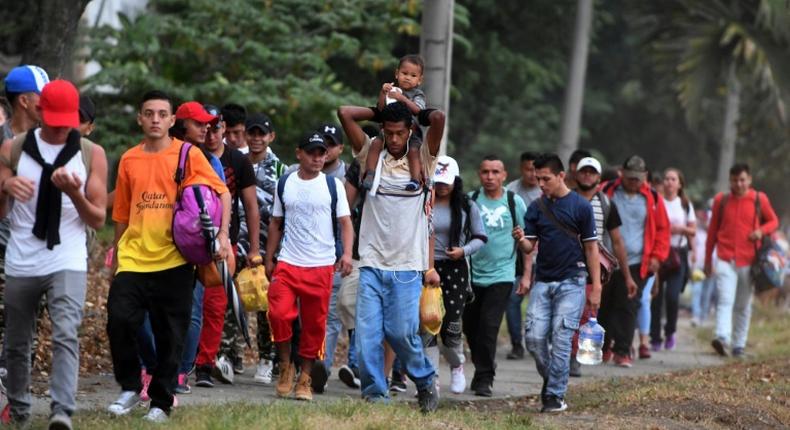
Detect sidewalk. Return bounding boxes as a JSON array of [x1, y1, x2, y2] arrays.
[[25, 319, 723, 414]]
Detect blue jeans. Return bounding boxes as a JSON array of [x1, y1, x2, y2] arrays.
[[714, 259, 752, 348], [505, 280, 524, 348], [691, 277, 715, 323], [179, 282, 204, 373], [355, 267, 435, 400], [324, 273, 358, 370], [524, 274, 586, 399], [137, 313, 157, 370], [637, 276, 654, 334]]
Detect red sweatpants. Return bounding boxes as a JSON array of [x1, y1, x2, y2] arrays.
[[572, 283, 595, 356], [267, 261, 334, 360], [196, 285, 228, 367]]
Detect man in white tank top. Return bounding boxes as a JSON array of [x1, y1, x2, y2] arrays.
[[0, 79, 108, 429]]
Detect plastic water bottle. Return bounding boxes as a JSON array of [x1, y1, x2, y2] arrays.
[[577, 317, 605, 365]]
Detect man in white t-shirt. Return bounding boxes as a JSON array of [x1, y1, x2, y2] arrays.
[[337, 102, 445, 413], [0, 80, 108, 429], [264, 131, 353, 402]]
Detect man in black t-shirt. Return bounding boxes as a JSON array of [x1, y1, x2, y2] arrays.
[[190, 104, 260, 387]]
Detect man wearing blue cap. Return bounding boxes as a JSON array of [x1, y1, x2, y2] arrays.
[[3, 65, 50, 137]]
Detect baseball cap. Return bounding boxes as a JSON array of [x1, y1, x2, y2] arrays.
[[299, 131, 328, 152], [433, 155, 460, 185], [175, 101, 218, 124], [576, 157, 602, 174], [320, 123, 343, 146], [245, 113, 273, 134], [4, 65, 49, 94], [203, 104, 223, 128], [79, 95, 96, 123], [38, 80, 79, 128], [622, 155, 647, 179]]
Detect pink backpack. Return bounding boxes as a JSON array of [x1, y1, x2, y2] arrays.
[[172, 142, 222, 265]]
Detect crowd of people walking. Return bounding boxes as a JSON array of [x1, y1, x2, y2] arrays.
[[0, 58, 782, 428]]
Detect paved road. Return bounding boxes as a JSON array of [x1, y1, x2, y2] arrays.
[[26, 319, 723, 414]]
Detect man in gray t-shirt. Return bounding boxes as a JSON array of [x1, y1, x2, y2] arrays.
[[504, 151, 542, 359], [338, 102, 444, 413]]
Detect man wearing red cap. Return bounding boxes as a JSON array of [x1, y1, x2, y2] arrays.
[[0, 79, 108, 429]]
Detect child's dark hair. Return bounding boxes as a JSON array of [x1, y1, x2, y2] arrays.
[[399, 54, 425, 74], [534, 153, 565, 175], [221, 103, 246, 128], [379, 102, 413, 127], [139, 90, 173, 112]]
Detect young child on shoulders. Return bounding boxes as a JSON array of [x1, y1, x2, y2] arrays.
[[362, 54, 427, 192]]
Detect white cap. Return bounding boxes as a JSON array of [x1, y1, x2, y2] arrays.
[[433, 155, 460, 185], [576, 157, 602, 174]]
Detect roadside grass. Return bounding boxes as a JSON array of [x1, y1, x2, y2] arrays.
[[31, 399, 534, 430]]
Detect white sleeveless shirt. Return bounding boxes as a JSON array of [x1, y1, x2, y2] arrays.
[[5, 129, 88, 277]]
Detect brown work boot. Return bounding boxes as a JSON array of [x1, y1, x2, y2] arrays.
[[294, 369, 313, 401], [275, 362, 295, 398]]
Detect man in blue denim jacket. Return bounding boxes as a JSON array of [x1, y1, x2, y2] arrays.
[[513, 153, 601, 414]]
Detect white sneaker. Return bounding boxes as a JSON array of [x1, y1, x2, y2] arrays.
[[107, 391, 140, 416], [142, 407, 168, 423], [254, 359, 273, 384], [214, 356, 235, 384], [450, 365, 466, 394]]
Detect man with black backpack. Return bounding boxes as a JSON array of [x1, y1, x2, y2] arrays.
[[264, 130, 353, 402], [705, 163, 778, 357], [0, 79, 107, 429], [465, 155, 529, 397]]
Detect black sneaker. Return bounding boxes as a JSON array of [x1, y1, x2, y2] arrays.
[[712, 338, 729, 357], [569, 355, 582, 377], [732, 347, 745, 358], [310, 361, 329, 394], [389, 370, 407, 393], [338, 365, 361, 389], [195, 366, 214, 388], [473, 382, 492, 397], [506, 344, 525, 360], [417, 382, 439, 413], [541, 395, 568, 413], [231, 356, 245, 374]]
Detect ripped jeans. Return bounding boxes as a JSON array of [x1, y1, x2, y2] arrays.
[[524, 273, 586, 400]]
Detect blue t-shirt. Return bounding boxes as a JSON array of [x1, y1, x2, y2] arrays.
[[525, 192, 597, 283], [612, 187, 646, 265], [469, 188, 527, 286]]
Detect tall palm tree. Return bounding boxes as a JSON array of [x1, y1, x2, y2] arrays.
[[636, 0, 790, 191]]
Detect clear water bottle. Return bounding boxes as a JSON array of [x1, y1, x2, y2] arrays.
[[577, 317, 605, 365]]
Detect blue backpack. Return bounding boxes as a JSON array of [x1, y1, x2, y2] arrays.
[[276, 172, 342, 260]]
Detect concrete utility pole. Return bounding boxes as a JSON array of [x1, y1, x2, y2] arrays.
[[420, 0, 454, 155], [557, 0, 593, 165]]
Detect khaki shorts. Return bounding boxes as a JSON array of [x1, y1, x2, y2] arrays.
[[337, 260, 360, 329]]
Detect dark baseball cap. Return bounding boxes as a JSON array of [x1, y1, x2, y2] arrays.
[[299, 131, 328, 151], [203, 104, 222, 129], [319, 123, 343, 146], [622, 155, 647, 179], [245, 113, 273, 134]]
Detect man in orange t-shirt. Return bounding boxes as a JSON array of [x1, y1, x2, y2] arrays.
[[105, 90, 230, 423]]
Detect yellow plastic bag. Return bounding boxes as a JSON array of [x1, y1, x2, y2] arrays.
[[235, 266, 269, 312], [420, 285, 445, 335]]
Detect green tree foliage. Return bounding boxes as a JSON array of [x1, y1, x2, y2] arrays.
[[85, 0, 420, 162]]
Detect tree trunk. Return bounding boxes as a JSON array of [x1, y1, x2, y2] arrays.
[[716, 61, 741, 193], [557, 0, 593, 165], [419, 0, 454, 155], [14, 0, 91, 79]]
